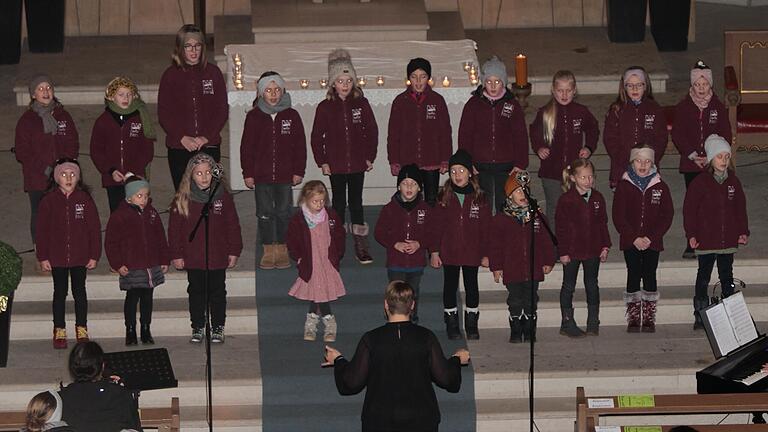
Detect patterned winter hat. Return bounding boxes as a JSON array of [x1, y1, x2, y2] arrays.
[[328, 49, 357, 82]]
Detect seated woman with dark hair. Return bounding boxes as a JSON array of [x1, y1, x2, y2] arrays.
[[324, 280, 470, 432], [59, 341, 143, 432]]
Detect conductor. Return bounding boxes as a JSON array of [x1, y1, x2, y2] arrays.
[[323, 280, 470, 432]]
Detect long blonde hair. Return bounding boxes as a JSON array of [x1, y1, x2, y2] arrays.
[[25, 392, 57, 432], [561, 158, 595, 192], [172, 153, 228, 218], [542, 71, 577, 145]]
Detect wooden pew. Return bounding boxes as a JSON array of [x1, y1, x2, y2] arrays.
[[0, 396, 180, 432], [576, 387, 768, 432]]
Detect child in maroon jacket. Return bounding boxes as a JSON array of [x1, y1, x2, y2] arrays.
[[555, 159, 611, 337], [16, 75, 79, 246], [489, 174, 555, 343], [241, 71, 306, 271], [672, 61, 732, 259], [35, 159, 100, 349], [311, 49, 378, 264], [90, 77, 155, 213], [684, 135, 749, 330], [431, 150, 491, 340], [603, 66, 667, 189], [105, 176, 169, 346], [612, 146, 674, 333], [158, 24, 228, 191], [459, 56, 529, 213], [388, 57, 452, 207], [530, 70, 599, 227], [168, 153, 242, 344], [286, 181, 346, 343], [374, 164, 434, 324]]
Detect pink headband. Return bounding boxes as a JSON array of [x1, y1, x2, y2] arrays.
[[690, 68, 713, 87], [53, 162, 80, 180], [623, 68, 646, 83]]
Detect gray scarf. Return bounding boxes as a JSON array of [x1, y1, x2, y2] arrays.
[[257, 92, 292, 115], [190, 181, 224, 203], [31, 100, 60, 135]]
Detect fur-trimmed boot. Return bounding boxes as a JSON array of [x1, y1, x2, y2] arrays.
[[352, 223, 373, 264], [624, 291, 642, 333], [464, 311, 480, 340], [559, 308, 586, 338], [259, 244, 276, 270], [304, 313, 320, 341], [641, 290, 659, 333], [508, 316, 523, 343], [322, 314, 337, 342]]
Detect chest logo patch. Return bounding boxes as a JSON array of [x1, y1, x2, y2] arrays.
[[644, 114, 656, 130], [281, 119, 292, 135], [651, 189, 662, 205], [213, 199, 223, 215], [501, 102, 515, 118], [129, 122, 142, 138], [416, 209, 426, 224], [709, 110, 718, 125], [572, 118, 582, 134], [351, 108, 362, 124], [202, 79, 214, 95], [74, 203, 85, 220], [426, 104, 437, 120], [727, 185, 736, 200]]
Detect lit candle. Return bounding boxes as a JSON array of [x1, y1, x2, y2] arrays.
[[442, 76, 451, 87], [358, 76, 367, 87], [463, 61, 473, 72], [515, 54, 528, 86], [469, 65, 477, 76], [427, 78, 434, 87], [469, 74, 478, 86], [376, 76, 385, 86], [300, 79, 309, 89], [405, 79, 411, 87], [319, 79, 328, 89]]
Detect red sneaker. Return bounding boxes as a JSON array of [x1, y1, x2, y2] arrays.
[[53, 328, 67, 350], [76, 326, 89, 343]]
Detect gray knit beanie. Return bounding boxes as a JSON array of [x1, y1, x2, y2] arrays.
[[328, 49, 357, 82], [29, 74, 53, 97], [481, 56, 508, 87]]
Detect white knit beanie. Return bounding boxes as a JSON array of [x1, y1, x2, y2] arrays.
[[704, 134, 731, 163]]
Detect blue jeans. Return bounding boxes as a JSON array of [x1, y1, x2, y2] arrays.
[[255, 183, 293, 244]]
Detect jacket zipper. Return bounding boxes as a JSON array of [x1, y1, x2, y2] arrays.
[[343, 100, 351, 172], [272, 116, 278, 182], [65, 195, 71, 267]]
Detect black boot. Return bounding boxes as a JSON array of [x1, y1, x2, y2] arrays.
[[521, 314, 537, 342], [586, 305, 600, 336], [693, 296, 709, 330], [508, 317, 523, 343], [559, 308, 586, 338], [465, 311, 480, 340], [444, 312, 461, 340], [140, 324, 155, 344], [125, 326, 138, 346]]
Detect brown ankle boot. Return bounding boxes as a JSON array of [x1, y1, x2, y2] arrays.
[[274, 244, 291, 269], [352, 223, 373, 264], [259, 244, 276, 270]]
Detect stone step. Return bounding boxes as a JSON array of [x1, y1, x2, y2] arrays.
[[0, 336, 261, 411], [180, 404, 262, 432]]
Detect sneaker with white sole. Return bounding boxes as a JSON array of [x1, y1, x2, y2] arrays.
[[211, 326, 225, 343], [190, 328, 204, 343]]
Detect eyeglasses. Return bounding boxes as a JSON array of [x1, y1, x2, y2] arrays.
[[624, 83, 646, 91], [485, 79, 503, 86], [183, 43, 203, 52], [335, 78, 353, 86]]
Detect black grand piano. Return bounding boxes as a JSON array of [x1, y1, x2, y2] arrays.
[[696, 292, 768, 394]]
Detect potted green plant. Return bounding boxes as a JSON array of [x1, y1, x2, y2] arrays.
[[0, 241, 22, 367]]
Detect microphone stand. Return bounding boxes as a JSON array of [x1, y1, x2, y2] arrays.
[[188, 175, 222, 432], [521, 183, 557, 432]]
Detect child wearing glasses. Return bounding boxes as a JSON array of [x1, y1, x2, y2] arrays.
[[431, 150, 491, 340], [458, 56, 528, 213], [311, 49, 378, 264], [158, 24, 227, 190], [36, 159, 101, 349], [388, 57, 452, 208], [529, 70, 599, 229], [603, 66, 667, 189]]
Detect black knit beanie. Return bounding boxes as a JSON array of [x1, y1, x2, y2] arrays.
[[397, 163, 423, 187], [448, 149, 473, 172], [407, 57, 431, 78]]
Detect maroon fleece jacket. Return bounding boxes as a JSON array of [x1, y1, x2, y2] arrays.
[[105, 201, 169, 271], [683, 171, 749, 251], [612, 173, 674, 252], [286, 209, 346, 282], [311, 96, 378, 174], [158, 62, 228, 150], [240, 107, 307, 183], [35, 189, 101, 267], [603, 99, 667, 185], [90, 110, 154, 187], [387, 86, 452, 169], [672, 94, 732, 174], [15, 106, 79, 191], [555, 187, 611, 260], [530, 102, 599, 180], [374, 196, 436, 269], [489, 211, 555, 284], [167, 191, 243, 270], [433, 191, 491, 266], [458, 90, 529, 168]]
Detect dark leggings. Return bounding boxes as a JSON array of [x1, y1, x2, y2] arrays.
[[28, 190, 44, 243], [624, 248, 660, 293], [442, 265, 479, 309], [420, 169, 441, 207], [187, 268, 227, 329], [329, 172, 365, 226], [308, 301, 332, 316], [124, 288, 155, 326], [52, 266, 88, 328], [695, 253, 735, 300], [106, 185, 126, 213]]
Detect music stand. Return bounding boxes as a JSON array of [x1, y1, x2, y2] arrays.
[[104, 348, 178, 392]]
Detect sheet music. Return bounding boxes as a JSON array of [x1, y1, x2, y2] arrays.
[[723, 292, 758, 344], [704, 303, 739, 357]]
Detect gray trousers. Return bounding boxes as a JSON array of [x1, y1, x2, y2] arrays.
[[255, 183, 293, 244], [540, 177, 562, 233]]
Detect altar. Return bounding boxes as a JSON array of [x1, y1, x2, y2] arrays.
[[225, 40, 479, 204]]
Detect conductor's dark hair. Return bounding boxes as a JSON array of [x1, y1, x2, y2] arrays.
[[68, 341, 105, 382]]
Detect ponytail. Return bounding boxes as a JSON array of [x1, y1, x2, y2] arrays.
[[562, 158, 595, 192]]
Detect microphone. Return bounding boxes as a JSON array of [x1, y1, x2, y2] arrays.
[[515, 170, 530, 187], [211, 163, 224, 180]]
